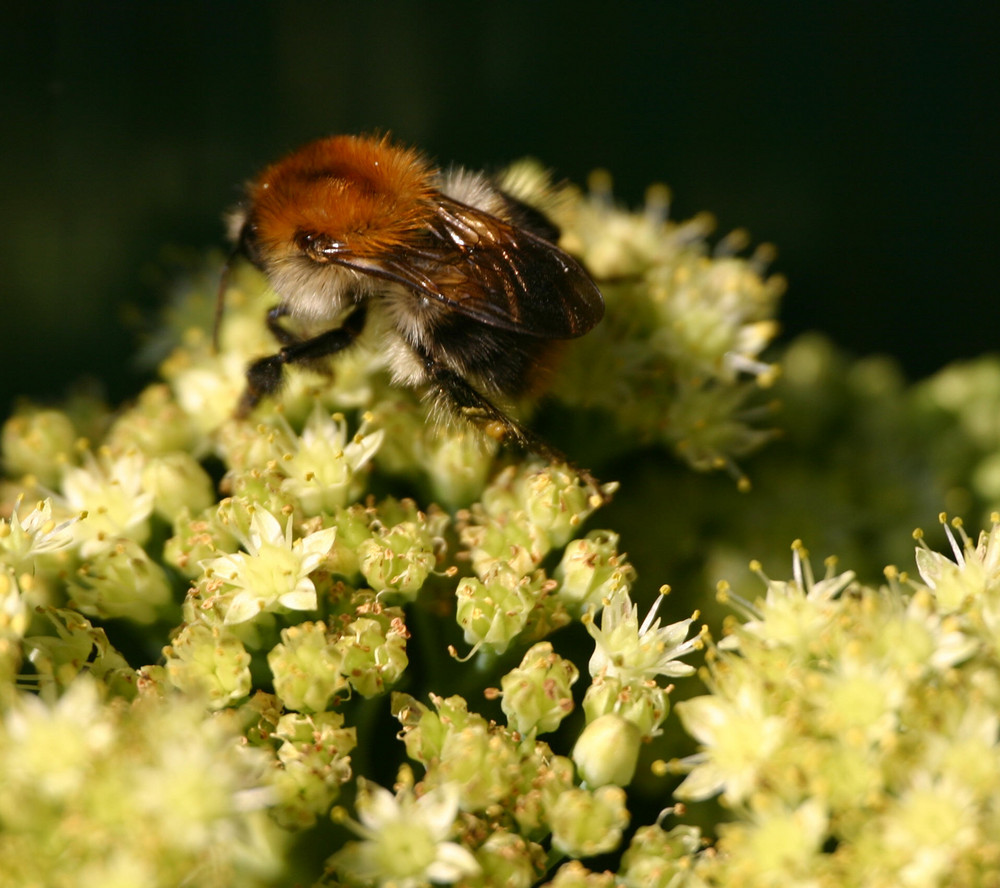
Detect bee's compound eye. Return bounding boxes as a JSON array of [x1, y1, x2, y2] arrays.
[[240, 223, 266, 269], [294, 231, 348, 256]]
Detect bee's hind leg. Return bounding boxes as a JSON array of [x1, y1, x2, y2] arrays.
[[417, 348, 610, 503]]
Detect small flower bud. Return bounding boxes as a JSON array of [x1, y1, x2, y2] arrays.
[[21, 608, 133, 692], [357, 522, 436, 600], [438, 718, 521, 811], [581, 674, 671, 740], [544, 860, 619, 888], [169, 351, 249, 435], [163, 621, 251, 708], [511, 752, 575, 838], [163, 506, 232, 578], [393, 693, 476, 766], [518, 465, 596, 549], [619, 823, 704, 888], [548, 785, 629, 857], [335, 611, 409, 697], [105, 384, 197, 456], [141, 452, 215, 520], [470, 830, 545, 888], [555, 531, 636, 617], [421, 430, 496, 510], [500, 641, 579, 735], [455, 571, 533, 654], [1, 407, 78, 486], [572, 713, 642, 787], [327, 504, 375, 579], [462, 516, 548, 580], [0, 566, 28, 640], [67, 538, 171, 624], [215, 413, 295, 475], [271, 711, 356, 827], [267, 621, 348, 712]]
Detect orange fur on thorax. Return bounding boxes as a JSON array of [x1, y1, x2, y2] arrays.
[[250, 134, 438, 259]]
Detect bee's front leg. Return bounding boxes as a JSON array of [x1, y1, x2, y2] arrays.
[[236, 304, 368, 417], [265, 304, 300, 345]]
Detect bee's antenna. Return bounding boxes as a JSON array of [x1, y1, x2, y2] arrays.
[[213, 245, 241, 354]]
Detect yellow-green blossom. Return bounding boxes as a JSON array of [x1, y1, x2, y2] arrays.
[[202, 505, 335, 624], [462, 463, 604, 581], [456, 568, 555, 655], [431, 712, 526, 813], [1, 407, 78, 487], [542, 860, 620, 888], [585, 589, 699, 683], [673, 661, 786, 804], [713, 798, 829, 885], [0, 675, 284, 887], [332, 779, 479, 888], [104, 384, 199, 457], [167, 351, 252, 435], [141, 451, 215, 520], [618, 821, 707, 888], [61, 450, 154, 557], [549, 171, 782, 480], [554, 530, 636, 618], [417, 426, 497, 510], [279, 405, 384, 514], [581, 672, 671, 740], [673, 529, 1000, 884], [163, 621, 251, 708], [393, 692, 576, 824], [0, 495, 81, 575], [718, 541, 857, 656], [335, 608, 409, 698], [163, 504, 232, 578], [465, 829, 546, 888], [0, 566, 28, 642], [12, 150, 987, 888], [915, 514, 1000, 614], [22, 608, 134, 697], [357, 520, 437, 601]]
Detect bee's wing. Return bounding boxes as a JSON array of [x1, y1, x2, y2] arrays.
[[299, 197, 604, 339]]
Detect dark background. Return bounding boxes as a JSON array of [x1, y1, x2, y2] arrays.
[[1, 2, 997, 418]]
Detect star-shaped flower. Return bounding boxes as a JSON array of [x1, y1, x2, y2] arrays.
[[332, 779, 479, 887], [204, 506, 335, 624]]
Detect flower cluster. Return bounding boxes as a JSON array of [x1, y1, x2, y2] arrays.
[[14, 156, 998, 887], [532, 165, 783, 484], [666, 526, 1000, 886], [0, 675, 284, 887], [2, 166, 745, 885]]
